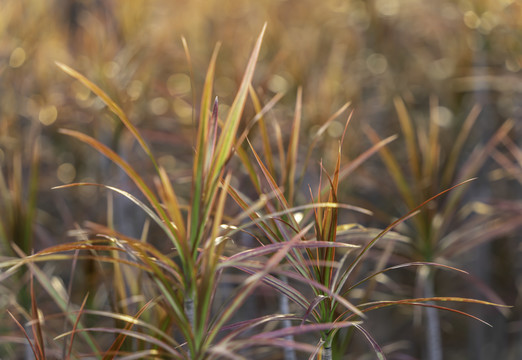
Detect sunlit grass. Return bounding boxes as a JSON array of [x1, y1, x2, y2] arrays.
[[1, 0, 521, 359]]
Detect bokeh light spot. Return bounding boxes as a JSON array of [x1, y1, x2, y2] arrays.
[[375, 0, 400, 17], [268, 74, 289, 93], [39, 105, 58, 126], [366, 53, 388, 75], [215, 76, 237, 98], [9, 47, 26, 68], [149, 97, 169, 115], [103, 61, 120, 79], [463, 11, 480, 29], [167, 73, 191, 96], [73, 81, 91, 102], [127, 80, 143, 101], [57, 163, 76, 184], [433, 106, 453, 128], [327, 120, 344, 138], [478, 11, 498, 34], [505, 58, 520, 72], [173, 97, 193, 122]]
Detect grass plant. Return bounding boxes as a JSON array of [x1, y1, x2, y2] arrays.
[[361, 97, 521, 359]]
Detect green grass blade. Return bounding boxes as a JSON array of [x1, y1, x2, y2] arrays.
[[190, 44, 220, 244], [207, 23, 266, 185], [190, 24, 266, 257]]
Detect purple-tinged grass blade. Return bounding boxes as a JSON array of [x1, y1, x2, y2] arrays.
[[251, 321, 359, 340], [336, 179, 476, 296], [344, 261, 468, 296], [355, 297, 511, 326], [301, 295, 328, 325], [57, 328, 184, 357], [353, 323, 386, 360]]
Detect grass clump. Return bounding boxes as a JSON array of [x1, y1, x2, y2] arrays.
[[1, 24, 515, 360]]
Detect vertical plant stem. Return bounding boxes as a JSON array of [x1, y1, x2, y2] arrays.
[[279, 275, 297, 360], [185, 294, 195, 359], [185, 295, 195, 329], [322, 344, 332, 360], [424, 268, 442, 360]]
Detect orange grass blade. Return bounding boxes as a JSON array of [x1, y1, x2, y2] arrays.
[[67, 293, 89, 360], [157, 167, 186, 241], [103, 300, 154, 360], [54, 132, 185, 254], [441, 103, 481, 186], [55, 62, 159, 172], [247, 85, 278, 175], [365, 125, 416, 209], [7, 310, 40, 360], [284, 87, 302, 206], [30, 272, 45, 360], [394, 96, 420, 181]]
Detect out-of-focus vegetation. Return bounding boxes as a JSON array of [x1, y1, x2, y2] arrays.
[[0, 0, 521, 359]]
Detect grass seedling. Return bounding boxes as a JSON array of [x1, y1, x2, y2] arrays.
[[226, 86, 509, 358], [363, 97, 519, 359]]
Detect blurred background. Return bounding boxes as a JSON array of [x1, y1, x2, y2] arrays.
[[0, 0, 521, 359]]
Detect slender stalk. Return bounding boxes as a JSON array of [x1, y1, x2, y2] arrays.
[[279, 275, 297, 360], [185, 296, 195, 330], [424, 268, 442, 360], [322, 344, 332, 360]]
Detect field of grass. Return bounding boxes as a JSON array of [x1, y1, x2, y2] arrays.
[[1, 0, 521, 359]]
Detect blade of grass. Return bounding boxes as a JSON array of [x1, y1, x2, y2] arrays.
[[189, 44, 220, 251], [55, 62, 160, 172], [284, 87, 302, 206], [441, 103, 481, 186], [103, 300, 154, 360], [67, 293, 89, 360], [11, 245, 102, 358], [336, 179, 476, 297], [7, 310, 40, 360], [190, 23, 267, 257], [394, 97, 420, 182], [30, 271, 45, 360], [365, 126, 416, 209]]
